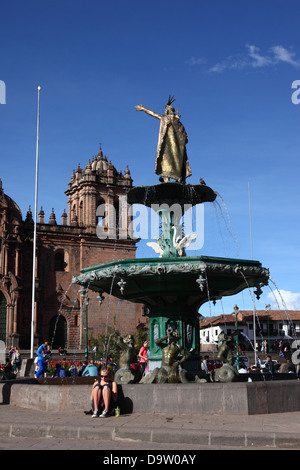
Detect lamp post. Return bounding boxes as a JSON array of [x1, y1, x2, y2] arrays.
[[79, 288, 89, 362], [234, 304, 239, 370], [265, 304, 271, 353], [84, 297, 89, 362]]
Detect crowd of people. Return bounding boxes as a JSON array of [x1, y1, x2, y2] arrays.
[[201, 351, 300, 377], [32, 340, 150, 380], [0, 338, 150, 380]]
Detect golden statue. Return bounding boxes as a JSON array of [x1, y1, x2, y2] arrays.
[[135, 96, 192, 182]]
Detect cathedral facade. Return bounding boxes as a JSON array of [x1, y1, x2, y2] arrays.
[[0, 147, 144, 350]]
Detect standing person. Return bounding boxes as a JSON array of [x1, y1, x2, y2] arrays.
[[256, 356, 262, 370], [264, 355, 275, 374], [138, 341, 149, 375], [201, 355, 210, 374], [36, 341, 49, 378], [279, 340, 284, 357], [14, 348, 22, 374], [8, 346, 15, 362], [90, 365, 118, 418], [92, 345, 98, 358]]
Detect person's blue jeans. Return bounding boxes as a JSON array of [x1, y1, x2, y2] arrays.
[[36, 358, 46, 378]]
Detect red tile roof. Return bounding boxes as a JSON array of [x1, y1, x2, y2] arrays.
[[199, 310, 300, 328]]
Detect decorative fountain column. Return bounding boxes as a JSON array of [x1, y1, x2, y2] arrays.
[[73, 96, 270, 378]]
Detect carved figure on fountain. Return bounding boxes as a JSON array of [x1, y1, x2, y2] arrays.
[[114, 333, 141, 384], [141, 326, 189, 384]]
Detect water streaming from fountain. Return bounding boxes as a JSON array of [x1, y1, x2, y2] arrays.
[[104, 273, 117, 355], [213, 192, 239, 258], [201, 265, 216, 359], [240, 332, 255, 352], [236, 267, 264, 346], [268, 277, 298, 345]]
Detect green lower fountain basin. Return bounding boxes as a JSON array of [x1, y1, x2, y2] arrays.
[[73, 255, 269, 310]]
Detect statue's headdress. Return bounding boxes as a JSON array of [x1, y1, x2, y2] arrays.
[[165, 94, 177, 115], [166, 94, 175, 106]]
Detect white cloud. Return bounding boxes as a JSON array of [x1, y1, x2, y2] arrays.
[[186, 57, 205, 66], [246, 44, 273, 68], [271, 45, 300, 68], [267, 289, 300, 310], [209, 44, 300, 73], [209, 54, 248, 72]]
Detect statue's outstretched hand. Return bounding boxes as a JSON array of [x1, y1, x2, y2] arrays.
[[135, 104, 144, 111]]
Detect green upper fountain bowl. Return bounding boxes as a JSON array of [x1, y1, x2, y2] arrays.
[[73, 255, 269, 313]]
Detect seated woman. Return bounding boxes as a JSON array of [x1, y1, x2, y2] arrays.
[[90, 365, 118, 418]]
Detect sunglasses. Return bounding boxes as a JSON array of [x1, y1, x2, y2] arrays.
[[101, 374, 108, 378]]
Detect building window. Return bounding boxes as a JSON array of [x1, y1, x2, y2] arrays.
[[79, 200, 84, 226], [55, 251, 65, 271]]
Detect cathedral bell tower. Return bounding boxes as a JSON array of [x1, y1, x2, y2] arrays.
[[65, 146, 133, 238]]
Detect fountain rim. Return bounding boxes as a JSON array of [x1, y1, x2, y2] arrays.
[[77, 254, 266, 277], [127, 181, 217, 208], [72, 255, 269, 315]]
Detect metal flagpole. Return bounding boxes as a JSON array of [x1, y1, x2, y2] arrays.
[[248, 181, 257, 365], [30, 86, 41, 358]]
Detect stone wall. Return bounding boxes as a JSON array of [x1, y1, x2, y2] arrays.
[[1, 379, 300, 416]]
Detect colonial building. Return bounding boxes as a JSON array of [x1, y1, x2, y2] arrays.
[[0, 147, 144, 350], [199, 310, 300, 351]]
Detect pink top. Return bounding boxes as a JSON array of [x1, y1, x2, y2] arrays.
[[138, 346, 148, 363]]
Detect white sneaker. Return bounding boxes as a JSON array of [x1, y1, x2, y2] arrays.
[[100, 409, 109, 418], [91, 411, 98, 418]]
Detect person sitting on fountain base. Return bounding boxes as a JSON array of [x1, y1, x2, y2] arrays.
[[52, 363, 67, 378], [82, 359, 99, 377], [90, 365, 118, 418]]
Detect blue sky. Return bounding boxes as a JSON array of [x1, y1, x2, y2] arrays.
[[1, 0, 300, 317]]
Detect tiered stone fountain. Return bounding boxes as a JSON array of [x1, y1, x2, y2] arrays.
[[74, 98, 269, 376], [5, 98, 300, 417]]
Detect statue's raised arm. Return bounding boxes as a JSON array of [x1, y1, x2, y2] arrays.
[[135, 95, 192, 183], [134, 104, 161, 120]]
